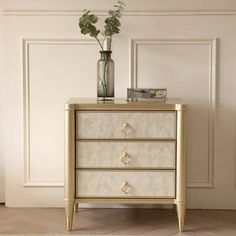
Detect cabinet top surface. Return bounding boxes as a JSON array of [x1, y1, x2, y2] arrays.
[[65, 98, 187, 111]]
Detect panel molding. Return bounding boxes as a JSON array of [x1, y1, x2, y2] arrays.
[[3, 9, 236, 16], [130, 38, 217, 188], [22, 38, 96, 187]]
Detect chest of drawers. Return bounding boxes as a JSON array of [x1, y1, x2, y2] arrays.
[[65, 98, 187, 232]]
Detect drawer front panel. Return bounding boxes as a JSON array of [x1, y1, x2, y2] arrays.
[[76, 112, 176, 139], [76, 141, 176, 168], [76, 170, 175, 198]]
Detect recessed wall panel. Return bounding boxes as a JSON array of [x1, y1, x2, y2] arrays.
[[28, 41, 97, 182], [133, 41, 213, 185]]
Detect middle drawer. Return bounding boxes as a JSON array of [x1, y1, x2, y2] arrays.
[[76, 141, 176, 169]]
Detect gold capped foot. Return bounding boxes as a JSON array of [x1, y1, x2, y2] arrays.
[[66, 218, 73, 231], [178, 218, 185, 232]]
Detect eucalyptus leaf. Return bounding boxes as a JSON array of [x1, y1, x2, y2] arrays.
[[88, 14, 98, 23]]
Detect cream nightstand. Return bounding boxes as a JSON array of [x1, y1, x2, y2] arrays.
[[65, 98, 187, 232]]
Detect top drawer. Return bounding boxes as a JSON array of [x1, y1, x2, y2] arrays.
[[76, 111, 176, 139]]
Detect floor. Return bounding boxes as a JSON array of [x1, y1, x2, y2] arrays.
[[0, 205, 236, 235]]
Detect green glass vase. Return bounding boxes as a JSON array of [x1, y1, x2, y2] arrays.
[[97, 50, 114, 100]]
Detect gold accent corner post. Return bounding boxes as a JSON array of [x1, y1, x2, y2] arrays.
[[176, 107, 187, 232], [65, 108, 75, 231]]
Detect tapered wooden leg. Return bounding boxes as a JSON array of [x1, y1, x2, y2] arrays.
[[175, 109, 187, 233], [74, 202, 79, 212], [177, 203, 185, 232], [65, 200, 74, 231], [65, 109, 75, 231]]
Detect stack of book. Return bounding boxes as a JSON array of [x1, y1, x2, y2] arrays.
[[127, 88, 167, 101]]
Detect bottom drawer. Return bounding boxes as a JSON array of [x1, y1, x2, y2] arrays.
[[76, 170, 175, 198]]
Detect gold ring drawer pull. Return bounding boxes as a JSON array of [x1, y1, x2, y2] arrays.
[[121, 181, 132, 194], [120, 152, 131, 165], [121, 122, 132, 135]]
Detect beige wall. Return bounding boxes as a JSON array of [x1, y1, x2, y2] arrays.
[[1, 0, 236, 208], [3, 0, 236, 11]]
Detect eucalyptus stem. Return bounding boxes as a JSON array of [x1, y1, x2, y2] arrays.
[[103, 59, 108, 96], [95, 37, 103, 51], [98, 52, 109, 98], [99, 77, 107, 97]]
